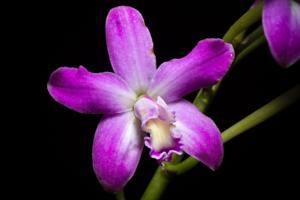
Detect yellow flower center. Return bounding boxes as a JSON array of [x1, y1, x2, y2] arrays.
[[145, 118, 174, 151]]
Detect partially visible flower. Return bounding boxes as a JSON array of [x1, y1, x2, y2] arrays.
[[262, 0, 300, 68], [47, 6, 234, 192]]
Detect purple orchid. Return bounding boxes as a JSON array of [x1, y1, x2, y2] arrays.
[[47, 6, 234, 192], [262, 0, 300, 68]]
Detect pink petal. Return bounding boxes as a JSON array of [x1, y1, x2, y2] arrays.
[[92, 111, 144, 192], [263, 0, 300, 68], [47, 66, 136, 114], [147, 39, 234, 102], [106, 6, 156, 93], [169, 100, 224, 170]]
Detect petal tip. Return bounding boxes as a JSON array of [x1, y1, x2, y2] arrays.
[[208, 144, 224, 171], [106, 5, 156, 92], [169, 100, 224, 171], [107, 6, 142, 25], [92, 113, 143, 192], [263, 0, 300, 68]]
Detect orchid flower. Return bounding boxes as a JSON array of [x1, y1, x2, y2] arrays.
[[47, 6, 234, 192], [262, 0, 300, 68]]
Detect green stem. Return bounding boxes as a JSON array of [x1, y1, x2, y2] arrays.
[[222, 84, 300, 143], [141, 168, 172, 200], [170, 153, 184, 164], [194, 14, 264, 114], [165, 157, 198, 175], [193, 83, 221, 113], [235, 35, 266, 65], [231, 31, 246, 49], [223, 1, 263, 43], [240, 26, 263, 47], [235, 25, 263, 54], [116, 190, 126, 200], [166, 84, 300, 174]]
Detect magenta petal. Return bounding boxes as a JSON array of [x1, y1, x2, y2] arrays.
[[263, 0, 300, 68], [169, 100, 223, 170], [92, 111, 144, 192], [147, 39, 234, 102], [47, 66, 136, 114], [106, 6, 156, 93]]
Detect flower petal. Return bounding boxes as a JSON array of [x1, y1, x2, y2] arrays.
[[106, 6, 156, 93], [92, 111, 144, 192], [147, 38, 234, 102], [169, 100, 223, 170], [263, 0, 300, 68], [47, 66, 137, 114]]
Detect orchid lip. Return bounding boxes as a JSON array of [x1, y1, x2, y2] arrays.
[[134, 96, 183, 162]]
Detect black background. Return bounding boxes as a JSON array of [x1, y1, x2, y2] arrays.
[[42, 0, 300, 199]]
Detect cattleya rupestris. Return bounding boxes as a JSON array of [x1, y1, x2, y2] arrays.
[[47, 6, 234, 191]]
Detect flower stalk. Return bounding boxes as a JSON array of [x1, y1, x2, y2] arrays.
[[116, 190, 126, 200], [223, 1, 263, 43], [234, 35, 266, 65], [193, 5, 265, 113], [140, 168, 172, 200], [221, 84, 300, 143]]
